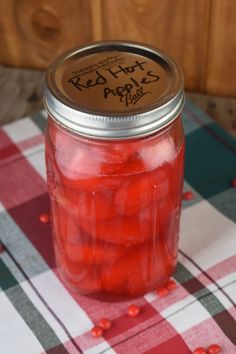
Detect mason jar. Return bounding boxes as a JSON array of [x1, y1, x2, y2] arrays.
[[44, 41, 185, 301]]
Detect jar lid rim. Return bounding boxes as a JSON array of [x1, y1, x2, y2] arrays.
[[44, 41, 185, 139]]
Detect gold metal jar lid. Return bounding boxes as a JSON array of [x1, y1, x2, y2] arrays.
[[44, 41, 184, 139]]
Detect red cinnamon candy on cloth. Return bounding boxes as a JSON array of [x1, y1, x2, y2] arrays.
[[39, 213, 50, 223], [127, 305, 140, 317], [207, 344, 221, 353], [98, 318, 112, 330], [193, 348, 207, 354], [165, 279, 177, 290], [90, 326, 103, 338], [231, 178, 236, 188], [156, 286, 169, 297], [183, 190, 194, 200]]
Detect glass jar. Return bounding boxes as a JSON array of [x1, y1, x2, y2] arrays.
[[44, 41, 185, 301]]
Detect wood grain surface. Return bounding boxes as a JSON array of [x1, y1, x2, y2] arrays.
[[101, 0, 210, 92], [0, 0, 235, 96], [0, 0, 93, 69], [206, 0, 236, 96], [1, 66, 235, 137]]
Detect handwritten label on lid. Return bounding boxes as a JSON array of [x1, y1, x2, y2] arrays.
[[60, 51, 172, 114]]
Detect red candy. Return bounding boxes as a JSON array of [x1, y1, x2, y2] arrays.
[[193, 348, 207, 354], [157, 286, 169, 297], [166, 279, 177, 291], [207, 344, 221, 353], [183, 191, 194, 200], [193, 344, 221, 354], [90, 326, 103, 338], [98, 318, 112, 330], [39, 213, 50, 223], [231, 178, 236, 188], [0, 243, 4, 253], [128, 305, 140, 317]]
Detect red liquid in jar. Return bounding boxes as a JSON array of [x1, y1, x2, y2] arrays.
[[45, 116, 185, 301]]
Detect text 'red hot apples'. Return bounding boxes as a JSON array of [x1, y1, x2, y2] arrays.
[[44, 41, 185, 301]]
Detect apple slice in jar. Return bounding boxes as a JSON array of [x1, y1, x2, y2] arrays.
[[57, 182, 117, 222], [115, 167, 171, 216], [101, 238, 174, 296], [161, 206, 181, 263], [80, 206, 154, 246], [140, 135, 176, 170], [53, 203, 81, 244], [53, 129, 139, 182], [126, 240, 174, 296], [61, 257, 102, 294], [65, 239, 127, 264]]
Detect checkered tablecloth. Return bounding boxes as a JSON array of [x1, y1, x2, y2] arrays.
[[0, 99, 236, 354]]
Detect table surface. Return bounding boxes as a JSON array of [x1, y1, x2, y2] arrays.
[[0, 65, 236, 137], [0, 68, 236, 353], [1, 99, 236, 354]]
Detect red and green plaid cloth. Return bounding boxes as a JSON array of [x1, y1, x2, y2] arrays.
[[0, 99, 236, 354]]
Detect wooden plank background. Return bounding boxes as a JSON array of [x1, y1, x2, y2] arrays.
[[0, 0, 235, 96], [206, 0, 236, 96]]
